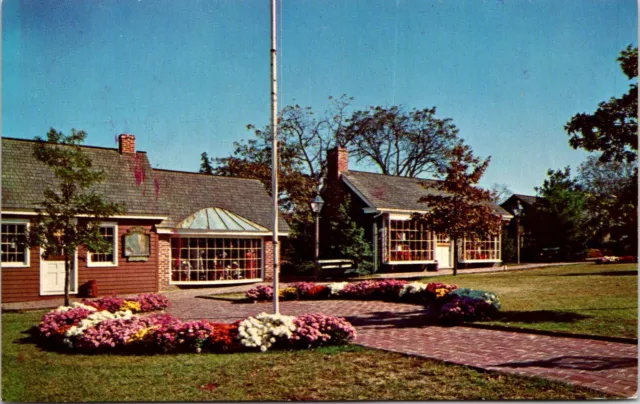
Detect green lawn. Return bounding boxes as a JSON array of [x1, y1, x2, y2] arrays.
[[427, 263, 638, 339], [2, 310, 609, 401]]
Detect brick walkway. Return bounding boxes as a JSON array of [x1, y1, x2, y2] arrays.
[[166, 297, 638, 398]]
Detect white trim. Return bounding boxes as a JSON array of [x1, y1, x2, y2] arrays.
[[0, 218, 30, 268], [156, 228, 289, 237], [459, 259, 502, 264], [388, 213, 412, 221], [39, 248, 79, 296], [1, 210, 167, 220], [86, 222, 118, 267], [384, 260, 437, 265], [341, 175, 376, 208], [171, 279, 262, 286], [363, 207, 428, 215]]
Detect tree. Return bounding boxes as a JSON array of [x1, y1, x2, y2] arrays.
[[489, 183, 513, 204], [28, 129, 125, 306], [199, 152, 214, 174], [577, 156, 637, 253], [532, 167, 589, 258], [324, 195, 373, 273], [564, 45, 638, 255], [416, 144, 503, 275], [339, 105, 460, 177], [565, 45, 638, 164]]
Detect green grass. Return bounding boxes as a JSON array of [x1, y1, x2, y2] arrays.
[[197, 292, 248, 302], [425, 263, 638, 339], [2, 311, 610, 401]]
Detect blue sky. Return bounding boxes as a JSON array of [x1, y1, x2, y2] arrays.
[[2, 0, 637, 197]]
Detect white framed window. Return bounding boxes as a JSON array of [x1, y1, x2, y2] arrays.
[[384, 218, 434, 264], [87, 223, 118, 267], [170, 237, 263, 283], [461, 235, 501, 262], [1, 219, 30, 267]]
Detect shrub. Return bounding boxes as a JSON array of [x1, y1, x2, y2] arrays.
[[447, 288, 501, 311], [207, 322, 241, 352], [618, 256, 637, 264], [83, 296, 125, 312], [291, 314, 357, 348], [290, 282, 317, 297], [372, 279, 409, 299], [340, 280, 378, 298], [83, 293, 170, 313], [278, 287, 299, 300], [439, 296, 495, 324], [587, 248, 603, 259], [38, 304, 96, 338], [245, 285, 274, 301], [306, 285, 330, 299], [237, 312, 296, 352]]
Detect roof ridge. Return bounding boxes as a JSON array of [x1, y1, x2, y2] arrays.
[[151, 168, 263, 183], [1, 136, 148, 154], [344, 169, 440, 182]]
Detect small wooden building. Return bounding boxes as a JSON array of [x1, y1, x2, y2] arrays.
[[1, 135, 288, 303]]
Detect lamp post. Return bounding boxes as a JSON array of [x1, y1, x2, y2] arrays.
[[512, 201, 523, 265], [309, 194, 325, 279]]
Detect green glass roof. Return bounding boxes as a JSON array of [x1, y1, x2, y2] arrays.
[[177, 207, 268, 232]]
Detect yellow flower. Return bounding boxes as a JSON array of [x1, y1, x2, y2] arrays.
[[120, 300, 141, 313]]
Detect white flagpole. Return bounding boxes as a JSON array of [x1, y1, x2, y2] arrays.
[[270, 0, 280, 314]]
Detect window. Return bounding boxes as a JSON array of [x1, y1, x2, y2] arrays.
[[461, 236, 501, 261], [170, 237, 262, 282], [436, 233, 450, 244], [1, 221, 29, 267], [386, 219, 433, 263], [87, 224, 118, 266]]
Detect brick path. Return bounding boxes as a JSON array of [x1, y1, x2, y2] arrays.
[[167, 296, 638, 398]]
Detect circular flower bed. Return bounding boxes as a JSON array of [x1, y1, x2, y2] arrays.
[[245, 280, 501, 324], [36, 293, 356, 354]]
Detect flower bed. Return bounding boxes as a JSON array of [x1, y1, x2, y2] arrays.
[[596, 255, 638, 264], [36, 294, 356, 354], [245, 280, 501, 324]]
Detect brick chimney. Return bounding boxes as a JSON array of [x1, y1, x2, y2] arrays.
[[327, 147, 348, 182], [119, 134, 136, 154]]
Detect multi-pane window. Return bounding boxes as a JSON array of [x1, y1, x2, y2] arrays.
[[386, 219, 433, 262], [436, 233, 450, 244], [170, 237, 262, 282], [88, 225, 117, 265], [462, 236, 501, 261], [1, 222, 28, 266]]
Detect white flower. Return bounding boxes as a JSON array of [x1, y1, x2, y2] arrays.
[[327, 282, 348, 296], [399, 282, 427, 297]]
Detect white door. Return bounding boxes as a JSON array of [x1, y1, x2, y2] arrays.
[[435, 235, 452, 269], [40, 250, 78, 295]]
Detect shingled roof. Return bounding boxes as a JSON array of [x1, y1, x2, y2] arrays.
[[2, 137, 167, 216], [510, 194, 541, 206], [152, 169, 290, 233], [342, 170, 511, 216]]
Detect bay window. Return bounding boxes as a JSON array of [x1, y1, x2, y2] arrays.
[[385, 218, 434, 263], [461, 236, 501, 262], [170, 237, 262, 282]]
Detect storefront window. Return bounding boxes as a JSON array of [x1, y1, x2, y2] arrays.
[[386, 219, 433, 262], [170, 237, 262, 282], [462, 237, 501, 261]]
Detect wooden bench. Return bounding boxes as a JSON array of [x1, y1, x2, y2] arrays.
[[317, 259, 355, 279]]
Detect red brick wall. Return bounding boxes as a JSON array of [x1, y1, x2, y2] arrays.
[[264, 238, 275, 281], [118, 134, 136, 154], [157, 235, 172, 291]]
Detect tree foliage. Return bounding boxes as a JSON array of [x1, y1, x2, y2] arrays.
[[339, 105, 460, 177], [416, 144, 503, 274], [28, 129, 125, 305], [325, 195, 373, 272], [565, 45, 638, 163], [532, 167, 589, 257], [199, 152, 214, 174], [577, 156, 637, 253]]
